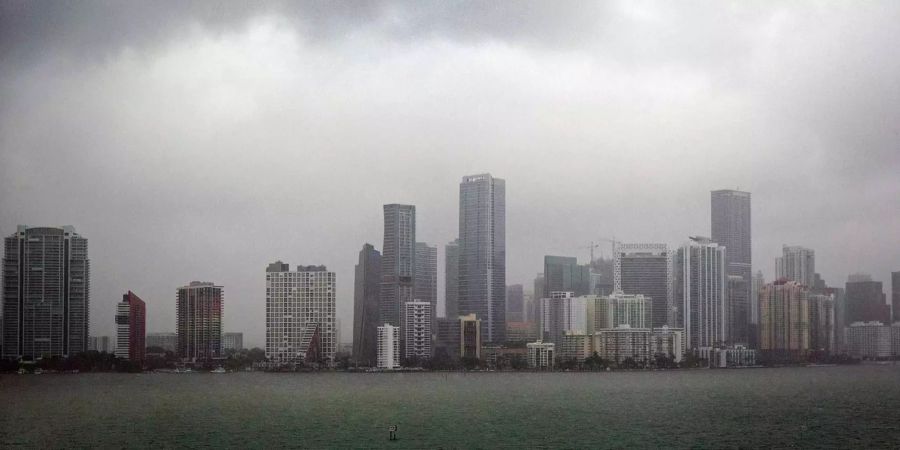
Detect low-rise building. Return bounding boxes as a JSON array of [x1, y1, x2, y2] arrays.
[[561, 332, 593, 363], [651, 326, 684, 363], [698, 346, 757, 367], [593, 325, 652, 365], [146, 332, 177, 353], [846, 321, 892, 360], [223, 332, 244, 352], [527, 341, 555, 369]]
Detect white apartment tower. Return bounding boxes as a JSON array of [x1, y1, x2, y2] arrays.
[[265, 261, 337, 365], [377, 324, 400, 369], [404, 301, 432, 359]]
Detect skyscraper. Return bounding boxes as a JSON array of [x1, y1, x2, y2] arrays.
[[676, 237, 727, 349], [458, 173, 506, 343], [506, 284, 525, 323], [2, 225, 90, 360], [265, 262, 337, 364], [403, 301, 432, 360], [377, 324, 400, 369], [444, 239, 460, 318], [414, 242, 437, 321], [892, 271, 899, 324], [726, 275, 749, 346], [711, 190, 751, 339], [543, 256, 592, 298], [845, 274, 890, 324], [115, 291, 146, 363], [758, 280, 810, 362], [381, 204, 416, 330], [809, 293, 835, 355], [775, 245, 815, 288], [353, 243, 381, 366], [540, 292, 588, 348], [176, 281, 223, 362], [614, 243, 673, 328]]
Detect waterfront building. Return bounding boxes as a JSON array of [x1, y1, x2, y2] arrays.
[[461, 313, 482, 359], [758, 280, 809, 362], [380, 204, 416, 335], [506, 321, 539, 343], [88, 336, 113, 353], [587, 292, 651, 332], [176, 281, 223, 362], [893, 271, 900, 324], [115, 291, 146, 363], [265, 262, 336, 365], [352, 243, 381, 366], [592, 325, 652, 365], [146, 332, 177, 352], [651, 326, 684, 363], [845, 274, 890, 324], [809, 294, 835, 355], [698, 346, 757, 367], [377, 324, 400, 369], [845, 321, 891, 360], [543, 256, 592, 298], [414, 242, 437, 322], [675, 237, 727, 349], [727, 275, 750, 346], [710, 189, 752, 309], [540, 292, 588, 348], [433, 317, 461, 360], [527, 341, 555, 369], [458, 173, 506, 344], [775, 245, 816, 288], [223, 332, 243, 352], [445, 239, 459, 318], [404, 301, 432, 360], [482, 345, 527, 369], [2, 225, 90, 360], [506, 284, 525, 323], [614, 243, 673, 328], [750, 271, 765, 347], [561, 332, 593, 363]]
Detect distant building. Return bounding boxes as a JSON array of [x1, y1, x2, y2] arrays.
[[433, 317, 461, 360], [845, 322, 892, 360], [711, 189, 752, 328], [381, 204, 416, 350], [527, 341, 555, 369], [506, 284, 525, 323], [146, 332, 177, 353], [846, 275, 890, 325], [89, 336, 113, 353], [543, 256, 592, 298], [404, 301, 432, 360], [675, 237, 727, 349], [586, 292, 651, 332], [750, 271, 766, 345], [414, 242, 437, 322], [176, 281, 223, 362], [115, 291, 146, 363], [265, 262, 336, 365], [444, 239, 460, 318], [726, 275, 749, 346], [808, 294, 835, 355], [893, 271, 900, 324], [614, 243, 673, 328], [377, 324, 400, 369], [540, 292, 587, 348], [223, 332, 243, 352], [698, 346, 757, 367], [506, 321, 539, 343], [461, 313, 482, 359], [651, 326, 684, 363], [561, 332, 593, 363], [353, 243, 381, 366], [2, 225, 90, 360], [458, 174, 506, 344], [758, 280, 809, 362], [775, 245, 816, 288], [593, 325, 652, 365]]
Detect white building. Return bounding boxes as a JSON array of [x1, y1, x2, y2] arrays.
[[651, 326, 684, 363], [676, 237, 727, 349], [541, 292, 587, 347], [593, 325, 652, 365], [377, 324, 400, 369], [404, 301, 432, 360], [846, 321, 892, 360], [265, 262, 337, 365], [527, 341, 555, 369], [115, 302, 131, 359], [698, 346, 756, 367], [776, 245, 816, 288], [88, 336, 113, 353], [587, 292, 652, 332]]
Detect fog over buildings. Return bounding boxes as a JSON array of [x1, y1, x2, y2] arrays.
[[1, 2, 899, 348]]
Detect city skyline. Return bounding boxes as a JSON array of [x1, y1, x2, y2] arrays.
[[2, 3, 899, 348]]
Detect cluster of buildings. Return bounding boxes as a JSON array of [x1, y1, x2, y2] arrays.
[[2, 181, 899, 371]]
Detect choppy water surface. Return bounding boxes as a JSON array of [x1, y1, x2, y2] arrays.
[[2, 365, 900, 448]]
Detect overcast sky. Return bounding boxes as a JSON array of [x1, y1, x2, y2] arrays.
[[1, 1, 898, 348]]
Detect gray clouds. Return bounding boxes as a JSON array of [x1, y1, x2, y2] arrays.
[[1, 1, 898, 346]]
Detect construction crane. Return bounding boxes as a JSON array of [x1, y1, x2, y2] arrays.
[[576, 237, 621, 264]]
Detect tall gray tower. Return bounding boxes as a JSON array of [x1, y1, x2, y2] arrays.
[[444, 239, 460, 318], [353, 243, 381, 366], [711, 189, 751, 284], [414, 242, 437, 322], [380, 205, 416, 330], [2, 225, 90, 360], [458, 174, 506, 343]]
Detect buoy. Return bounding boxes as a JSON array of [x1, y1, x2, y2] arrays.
[[389, 425, 398, 441]]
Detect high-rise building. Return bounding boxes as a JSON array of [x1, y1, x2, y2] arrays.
[[403, 301, 432, 360], [176, 281, 223, 362], [543, 256, 592, 298], [751, 271, 765, 325], [444, 239, 460, 318], [726, 275, 749, 346], [809, 294, 835, 355], [146, 332, 177, 352], [265, 262, 336, 365], [381, 204, 416, 333], [710, 189, 751, 284], [758, 280, 810, 362], [433, 317, 461, 360], [593, 325, 653, 365], [845, 274, 890, 324], [414, 242, 437, 322], [775, 245, 815, 288], [115, 291, 146, 363], [88, 336, 113, 353], [2, 225, 90, 360], [893, 271, 900, 324], [675, 237, 727, 349], [460, 313, 482, 359], [845, 322, 892, 360], [223, 332, 243, 352], [506, 284, 524, 323], [377, 324, 400, 369], [353, 243, 381, 366], [586, 293, 651, 332], [458, 173, 506, 344], [614, 243, 673, 328], [540, 292, 588, 348]]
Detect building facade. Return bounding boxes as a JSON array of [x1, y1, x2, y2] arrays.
[[676, 237, 727, 349], [352, 243, 381, 366], [775, 245, 816, 288], [414, 242, 437, 322], [593, 325, 653, 365], [88, 336, 113, 353], [444, 239, 460, 318], [223, 332, 243, 352], [845, 322, 892, 360], [845, 275, 890, 324], [403, 301, 432, 360], [2, 225, 90, 360], [587, 293, 651, 332], [461, 313, 482, 359], [614, 243, 673, 328], [265, 262, 336, 365], [115, 291, 146, 363], [543, 256, 592, 298], [540, 292, 588, 348], [377, 324, 400, 369], [458, 173, 506, 343], [147, 332, 177, 352], [527, 341, 555, 369], [711, 189, 751, 291], [726, 275, 749, 346], [893, 271, 900, 324], [381, 204, 416, 339], [506, 284, 525, 323], [808, 294, 835, 355], [176, 281, 223, 362], [758, 280, 809, 362]]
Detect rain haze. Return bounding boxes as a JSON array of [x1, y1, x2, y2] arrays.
[[1, 1, 898, 348]]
